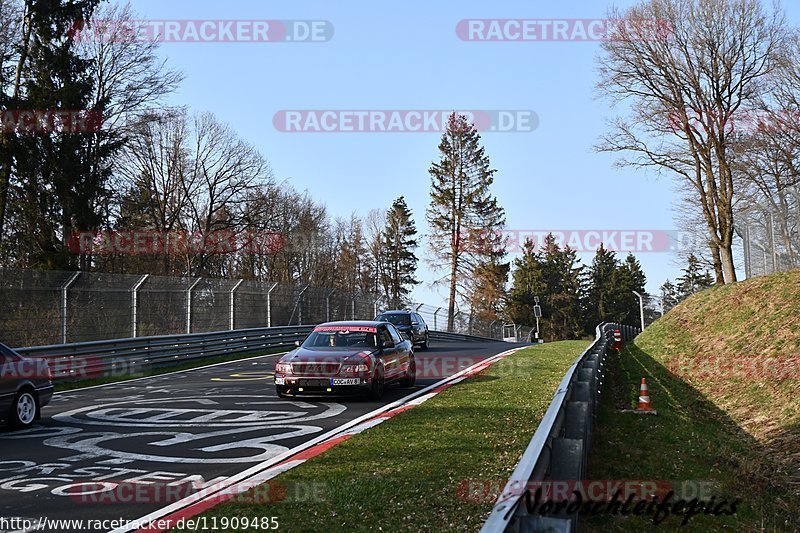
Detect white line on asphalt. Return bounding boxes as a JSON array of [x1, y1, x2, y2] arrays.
[[53, 352, 288, 396]]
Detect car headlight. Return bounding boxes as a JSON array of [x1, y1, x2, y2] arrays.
[[340, 364, 369, 374], [275, 363, 292, 374]]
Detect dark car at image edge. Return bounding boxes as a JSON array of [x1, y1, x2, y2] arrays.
[[0, 342, 54, 429], [274, 321, 415, 400]]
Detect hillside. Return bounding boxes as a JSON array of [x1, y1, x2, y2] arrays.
[[587, 269, 800, 531], [642, 269, 800, 483]]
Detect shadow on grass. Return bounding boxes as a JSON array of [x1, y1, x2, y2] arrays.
[[585, 343, 799, 532]]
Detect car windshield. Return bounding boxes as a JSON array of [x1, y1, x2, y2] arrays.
[[377, 314, 412, 326], [302, 326, 378, 349]]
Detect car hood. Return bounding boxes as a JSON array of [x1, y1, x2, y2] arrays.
[[279, 347, 375, 364]]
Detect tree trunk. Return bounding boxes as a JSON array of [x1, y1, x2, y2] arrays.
[[447, 255, 457, 332], [710, 243, 724, 284], [719, 244, 737, 284]]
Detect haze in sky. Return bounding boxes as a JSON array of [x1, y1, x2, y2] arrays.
[[128, 0, 800, 306]]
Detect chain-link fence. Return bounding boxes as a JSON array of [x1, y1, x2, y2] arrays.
[[0, 269, 386, 348], [736, 206, 800, 278], [411, 304, 534, 342], [0, 269, 522, 348]]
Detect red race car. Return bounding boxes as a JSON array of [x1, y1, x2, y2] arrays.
[[274, 321, 415, 400]]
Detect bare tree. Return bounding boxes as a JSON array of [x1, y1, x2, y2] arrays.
[[78, 2, 183, 133], [182, 112, 271, 276], [596, 0, 786, 283]]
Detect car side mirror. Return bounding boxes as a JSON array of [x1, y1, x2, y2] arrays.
[[382, 339, 394, 349], [411, 321, 419, 326], [294, 341, 301, 347]]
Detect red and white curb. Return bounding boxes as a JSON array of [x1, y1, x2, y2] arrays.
[[110, 346, 527, 533]]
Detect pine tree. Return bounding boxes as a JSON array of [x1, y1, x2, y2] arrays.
[[427, 113, 506, 330], [660, 279, 680, 313], [381, 196, 419, 308], [507, 239, 544, 326], [676, 254, 714, 298], [586, 245, 619, 325], [5, 0, 103, 268]]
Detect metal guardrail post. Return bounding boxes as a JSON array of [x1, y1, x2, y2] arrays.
[[186, 278, 202, 334], [266, 282, 278, 327], [131, 275, 149, 339], [351, 296, 356, 320], [326, 289, 336, 322], [60, 272, 81, 344], [230, 279, 244, 330], [373, 297, 382, 318]]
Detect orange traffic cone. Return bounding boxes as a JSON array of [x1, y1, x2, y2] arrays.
[[635, 378, 657, 414]]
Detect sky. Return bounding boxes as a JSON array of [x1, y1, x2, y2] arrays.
[[124, 0, 800, 307]]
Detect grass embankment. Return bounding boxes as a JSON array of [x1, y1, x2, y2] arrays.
[[181, 341, 589, 533], [587, 270, 800, 531], [54, 348, 287, 392]]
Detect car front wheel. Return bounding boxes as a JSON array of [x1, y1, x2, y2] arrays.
[[369, 366, 385, 400], [9, 390, 38, 429], [399, 358, 416, 388]]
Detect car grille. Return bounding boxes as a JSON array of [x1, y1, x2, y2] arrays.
[[291, 362, 341, 376]]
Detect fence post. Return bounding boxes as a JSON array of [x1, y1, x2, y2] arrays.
[[266, 282, 278, 327], [186, 278, 201, 334], [433, 307, 442, 331], [351, 296, 356, 320], [453, 311, 462, 333], [326, 289, 336, 322], [230, 279, 244, 331], [373, 297, 382, 318], [60, 272, 81, 344], [131, 275, 149, 338]]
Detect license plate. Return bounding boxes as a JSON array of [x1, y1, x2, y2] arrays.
[[298, 378, 328, 388], [331, 378, 360, 386], [275, 377, 285, 385]]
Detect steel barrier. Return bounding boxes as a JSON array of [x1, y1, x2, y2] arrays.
[[14, 326, 507, 383], [480, 322, 640, 533]]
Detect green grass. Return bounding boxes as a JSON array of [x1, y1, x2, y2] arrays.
[[177, 341, 589, 533], [53, 348, 287, 392], [585, 270, 800, 532]]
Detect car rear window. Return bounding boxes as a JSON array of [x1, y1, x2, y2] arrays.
[[377, 314, 412, 326]]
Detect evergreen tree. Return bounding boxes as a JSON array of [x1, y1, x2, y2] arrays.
[[586, 245, 620, 325], [676, 253, 714, 298], [4, 0, 103, 268], [427, 113, 506, 330], [660, 279, 680, 313], [540, 235, 583, 340], [381, 196, 419, 308], [506, 239, 544, 326]]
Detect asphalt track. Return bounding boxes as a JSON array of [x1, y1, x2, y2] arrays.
[[0, 340, 519, 533]]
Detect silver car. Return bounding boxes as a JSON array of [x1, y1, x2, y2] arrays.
[[0, 343, 54, 429]]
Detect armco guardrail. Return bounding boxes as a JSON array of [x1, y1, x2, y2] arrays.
[[17, 325, 315, 382], [15, 326, 508, 383], [481, 322, 640, 533], [429, 330, 505, 343]]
